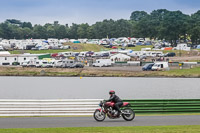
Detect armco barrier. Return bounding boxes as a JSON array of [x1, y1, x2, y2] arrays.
[[0, 99, 200, 116], [123, 99, 200, 113], [0, 99, 102, 116]]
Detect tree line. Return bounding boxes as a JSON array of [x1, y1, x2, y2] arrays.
[[0, 9, 200, 45]]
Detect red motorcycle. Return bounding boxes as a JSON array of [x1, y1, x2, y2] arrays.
[[93, 101, 135, 122]]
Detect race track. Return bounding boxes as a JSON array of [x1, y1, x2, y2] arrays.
[[0, 115, 200, 128]]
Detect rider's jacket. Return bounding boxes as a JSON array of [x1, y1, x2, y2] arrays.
[[107, 94, 122, 103]]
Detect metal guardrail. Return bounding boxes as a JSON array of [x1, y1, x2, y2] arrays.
[[0, 99, 102, 116], [124, 99, 200, 113], [1, 99, 200, 116]]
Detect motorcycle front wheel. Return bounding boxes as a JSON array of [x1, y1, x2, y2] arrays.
[[93, 110, 106, 122], [122, 108, 135, 121]]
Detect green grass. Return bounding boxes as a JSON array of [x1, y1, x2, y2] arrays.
[[1, 125, 200, 133], [160, 66, 200, 77], [10, 43, 108, 54]]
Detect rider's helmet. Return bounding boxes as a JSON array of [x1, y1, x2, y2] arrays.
[[109, 90, 115, 95]]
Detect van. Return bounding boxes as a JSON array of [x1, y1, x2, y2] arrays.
[[93, 59, 113, 67], [151, 62, 170, 71]]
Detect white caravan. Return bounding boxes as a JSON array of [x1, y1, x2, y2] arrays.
[[93, 59, 113, 67]]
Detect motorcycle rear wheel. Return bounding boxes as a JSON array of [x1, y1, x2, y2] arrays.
[[93, 110, 106, 122], [122, 108, 135, 121]]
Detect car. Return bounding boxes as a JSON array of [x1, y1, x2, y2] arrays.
[[142, 63, 154, 71], [70, 62, 84, 68], [127, 43, 136, 47], [101, 53, 110, 57], [85, 51, 94, 57], [112, 46, 118, 49], [164, 52, 176, 57], [104, 45, 112, 48]]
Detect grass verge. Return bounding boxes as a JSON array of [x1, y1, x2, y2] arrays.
[[1, 66, 200, 77], [1, 125, 200, 133]]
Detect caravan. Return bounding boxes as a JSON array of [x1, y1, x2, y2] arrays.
[[93, 59, 113, 67]]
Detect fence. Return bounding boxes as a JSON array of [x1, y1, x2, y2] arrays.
[[0, 99, 101, 116], [0, 99, 200, 116], [124, 99, 200, 113]]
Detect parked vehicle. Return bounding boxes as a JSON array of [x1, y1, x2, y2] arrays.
[[151, 62, 169, 71], [85, 51, 94, 57], [142, 63, 154, 71], [21, 61, 30, 67], [54, 60, 63, 68], [35, 60, 53, 68], [93, 101, 135, 122], [164, 52, 176, 57], [93, 59, 112, 67], [101, 53, 110, 57], [61, 60, 75, 68], [104, 45, 112, 48], [0, 46, 4, 51], [70, 62, 84, 68], [127, 43, 135, 47]]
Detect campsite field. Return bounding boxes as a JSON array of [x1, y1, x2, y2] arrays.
[[0, 125, 200, 133], [10, 43, 198, 57], [10, 44, 154, 54], [0, 66, 200, 77]]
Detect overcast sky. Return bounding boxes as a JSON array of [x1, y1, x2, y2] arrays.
[[0, 0, 199, 26]]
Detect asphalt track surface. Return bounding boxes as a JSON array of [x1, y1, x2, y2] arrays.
[[0, 115, 200, 128]]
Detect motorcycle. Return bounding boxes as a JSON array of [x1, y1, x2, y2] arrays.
[[93, 100, 135, 122]]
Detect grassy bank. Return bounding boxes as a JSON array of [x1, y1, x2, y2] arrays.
[[1, 125, 200, 133], [0, 66, 200, 77], [11, 43, 108, 54]]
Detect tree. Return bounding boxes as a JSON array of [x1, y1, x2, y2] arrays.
[[69, 23, 79, 39], [0, 22, 13, 39], [33, 25, 47, 39], [22, 22, 33, 29], [22, 27, 32, 39], [130, 11, 148, 21], [190, 10, 200, 44], [77, 23, 89, 38], [56, 25, 67, 39], [160, 11, 190, 46], [6, 19, 22, 26]]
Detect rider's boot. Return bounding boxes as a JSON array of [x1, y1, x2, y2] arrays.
[[116, 110, 121, 117]]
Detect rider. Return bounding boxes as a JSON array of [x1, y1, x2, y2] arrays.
[[106, 90, 123, 116]]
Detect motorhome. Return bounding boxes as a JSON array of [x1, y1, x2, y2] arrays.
[[151, 62, 169, 71], [61, 59, 75, 68]]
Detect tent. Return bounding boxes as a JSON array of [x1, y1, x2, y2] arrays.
[[110, 53, 131, 62], [197, 45, 200, 49]]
